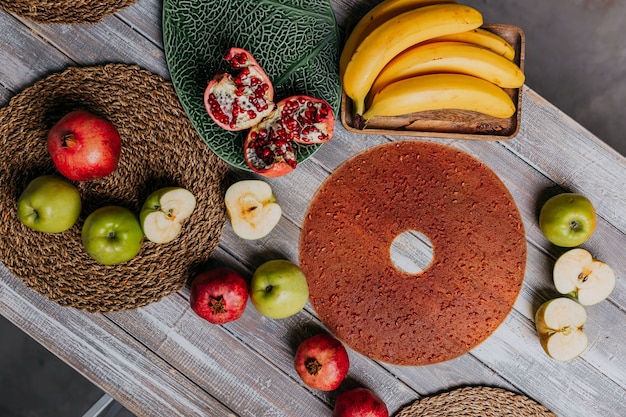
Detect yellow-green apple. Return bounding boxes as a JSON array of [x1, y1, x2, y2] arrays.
[[333, 388, 389, 417], [190, 268, 248, 325], [47, 110, 122, 181], [553, 248, 615, 306], [17, 175, 81, 233], [139, 187, 196, 244], [535, 297, 588, 362], [294, 333, 350, 391], [81, 206, 144, 265], [249, 260, 308, 319], [224, 180, 281, 240], [539, 193, 596, 247]]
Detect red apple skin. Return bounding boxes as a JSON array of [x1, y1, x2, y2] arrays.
[[294, 333, 350, 391], [333, 388, 389, 417], [47, 110, 122, 181], [190, 268, 248, 325]]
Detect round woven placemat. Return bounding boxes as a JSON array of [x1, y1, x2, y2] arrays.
[[0, 64, 228, 312], [0, 0, 137, 24], [396, 387, 556, 417]]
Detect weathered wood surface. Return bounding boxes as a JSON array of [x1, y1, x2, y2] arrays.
[[1, 0, 625, 416]]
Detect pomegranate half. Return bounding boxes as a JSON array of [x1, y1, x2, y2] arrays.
[[243, 95, 335, 176], [204, 47, 275, 131]]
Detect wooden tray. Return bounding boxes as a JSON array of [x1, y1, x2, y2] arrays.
[[340, 24, 525, 140]]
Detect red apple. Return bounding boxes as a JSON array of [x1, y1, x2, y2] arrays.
[[190, 268, 248, 325], [294, 333, 349, 391], [333, 388, 389, 417], [47, 110, 122, 181]]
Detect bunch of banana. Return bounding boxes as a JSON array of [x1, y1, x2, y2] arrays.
[[339, 0, 525, 125]]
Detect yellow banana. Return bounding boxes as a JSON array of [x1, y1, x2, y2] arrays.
[[361, 73, 516, 123], [343, 3, 483, 115], [339, 0, 456, 77], [428, 27, 516, 60], [369, 41, 524, 99]]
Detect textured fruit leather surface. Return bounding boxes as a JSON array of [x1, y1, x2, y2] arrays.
[[341, 24, 525, 140]]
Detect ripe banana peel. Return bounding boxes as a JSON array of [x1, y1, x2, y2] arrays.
[[361, 73, 516, 124], [343, 3, 483, 115], [339, 0, 456, 77], [428, 27, 516, 60], [369, 41, 525, 99]]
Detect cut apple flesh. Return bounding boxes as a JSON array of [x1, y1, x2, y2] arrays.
[[224, 180, 282, 240], [535, 297, 588, 361], [544, 325, 588, 362], [553, 248, 616, 306], [142, 188, 196, 244]]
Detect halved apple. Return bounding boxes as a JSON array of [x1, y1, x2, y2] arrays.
[[553, 248, 616, 306], [535, 297, 588, 362], [224, 180, 282, 240], [140, 187, 197, 244]]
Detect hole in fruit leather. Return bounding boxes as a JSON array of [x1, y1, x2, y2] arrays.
[[390, 230, 434, 275]]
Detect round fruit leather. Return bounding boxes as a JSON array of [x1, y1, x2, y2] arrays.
[[299, 141, 526, 365]]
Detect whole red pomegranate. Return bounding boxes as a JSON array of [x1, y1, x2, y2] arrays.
[[47, 110, 122, 181], [294, 333, 350, 391], [333, 388, 389, 417], [204, 47, 275, 131], [189, 268, 248, 325], [244, 95, 334, 177]]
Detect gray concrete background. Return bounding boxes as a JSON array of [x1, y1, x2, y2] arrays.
[[1, 1, 624, 416], [465, 0, 626, 156]]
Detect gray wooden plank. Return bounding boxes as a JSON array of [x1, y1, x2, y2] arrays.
[[15, 12, 169, 81], [0, 11, 73, 102], [107, 291, 335, 417], [116, 0, 164, 47], [0, 268, 235, 417]]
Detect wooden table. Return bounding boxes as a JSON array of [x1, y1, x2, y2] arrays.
[[1, 1, 625, 416]]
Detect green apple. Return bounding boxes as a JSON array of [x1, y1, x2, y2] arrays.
[[539, 193, 596, 247], [250, 260, 309, 319], [81, 206, 144, 265], [140, 187, 196, 244], [535, 297, 588, 361], [17, 175, 81, 233], [553, 248, 616, 306]]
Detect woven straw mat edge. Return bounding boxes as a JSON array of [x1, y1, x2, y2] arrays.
[[0, 0, 137, 24], [395, 386, 557, 417], [0, 64, 228, 312]]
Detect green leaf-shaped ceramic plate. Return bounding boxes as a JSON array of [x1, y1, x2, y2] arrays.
[[163, 0, 342, 171]]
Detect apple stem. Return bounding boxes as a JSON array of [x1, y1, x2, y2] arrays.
[[61, 133, 75, 148]]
